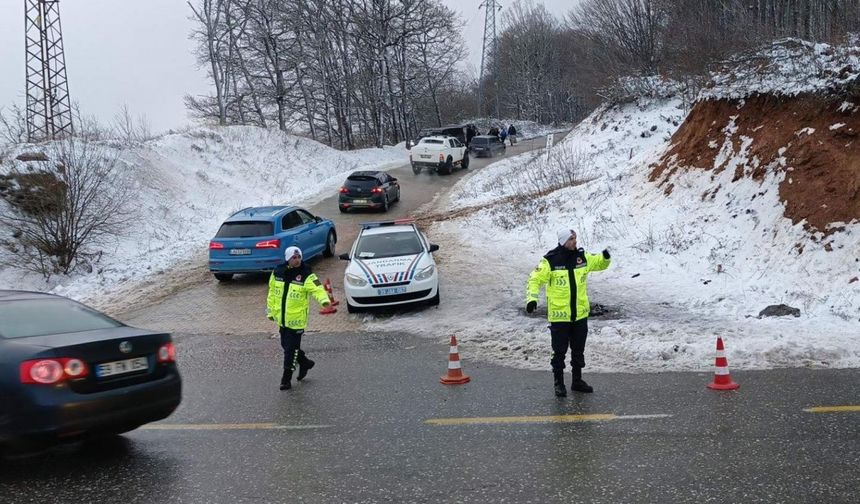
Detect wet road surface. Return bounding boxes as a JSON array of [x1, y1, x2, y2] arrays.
[[1, 330, 857, 503]]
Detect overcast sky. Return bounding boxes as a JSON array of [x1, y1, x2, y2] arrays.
[[0, 0, 574, 133]]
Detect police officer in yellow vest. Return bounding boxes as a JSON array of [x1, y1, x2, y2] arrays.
[[267, 246, 331, 390], [526, 229, 611, 397]]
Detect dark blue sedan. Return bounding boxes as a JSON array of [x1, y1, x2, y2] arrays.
[[0, 290, 181, 451], [208, 205, 337, 281]]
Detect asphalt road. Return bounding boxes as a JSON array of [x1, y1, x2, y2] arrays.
[[1, 330, 857, 503]]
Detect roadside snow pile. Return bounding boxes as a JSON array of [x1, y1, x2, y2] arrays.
[[0, 126, 406, 304], [701, 38, 860, 99], [373, 89, 860, 372]]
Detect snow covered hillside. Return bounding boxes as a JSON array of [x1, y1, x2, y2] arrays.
[[0, 126, 406, 304], [374, 47, 860, 372]]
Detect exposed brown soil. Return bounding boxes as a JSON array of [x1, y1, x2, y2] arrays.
[[651, 93, 860, 233]]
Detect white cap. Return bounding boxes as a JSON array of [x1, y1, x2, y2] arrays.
[[284, 246, 302, 261], [557, 229, 576, 246]]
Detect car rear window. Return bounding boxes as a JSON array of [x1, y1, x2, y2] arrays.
[[346, 176, 379, 187], [215, 221, 273, 238], [0, 299, 122, 339], [471, 138, 489, 145], [420, 139, 443, 145], [355, 231, 424, 259]]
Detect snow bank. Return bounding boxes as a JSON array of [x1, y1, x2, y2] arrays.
[[372, 95, 860, 373], [0, 126, 407, 304]]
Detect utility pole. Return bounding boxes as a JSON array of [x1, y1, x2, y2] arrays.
[[25, 0, 74, 142], [478, 0, 501, 119]]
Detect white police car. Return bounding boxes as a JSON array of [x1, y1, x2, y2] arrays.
[[339, 219, 440, 312]]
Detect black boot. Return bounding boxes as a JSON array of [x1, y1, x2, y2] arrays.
[[280, 369, 293, 390], [297, 355, 315, 381], [571, 376, 593, 393], [553, 370, 567, 397]]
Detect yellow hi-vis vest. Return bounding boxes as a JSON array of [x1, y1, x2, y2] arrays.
[[526, 249, 610, 322], [266, 265, 330, 330]]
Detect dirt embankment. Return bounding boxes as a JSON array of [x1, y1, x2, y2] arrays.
[[651, 93, 860, 233]]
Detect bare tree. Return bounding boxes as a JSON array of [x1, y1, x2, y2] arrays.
[[0, 104, 28, 146], [0, 138, 132, 277]]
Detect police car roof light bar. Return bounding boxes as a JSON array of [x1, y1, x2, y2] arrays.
[[360, 218, 416, 229]]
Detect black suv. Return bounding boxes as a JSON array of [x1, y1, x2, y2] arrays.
[[469, 135, 506, 158], [338, 171, 401, 213]]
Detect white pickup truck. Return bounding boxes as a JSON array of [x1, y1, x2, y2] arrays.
[[409, 136, 470, 175]]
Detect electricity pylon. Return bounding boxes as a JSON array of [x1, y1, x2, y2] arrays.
[[25, 0, 74, 142], [477, 0, 502, 118]]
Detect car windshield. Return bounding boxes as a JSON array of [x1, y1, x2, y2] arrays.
[[419, 139, 443, 145], [0, 298, 122, 339], [215, 221, 274, 238], [472, 138, 489, 145], [355, 231, 424, 259]]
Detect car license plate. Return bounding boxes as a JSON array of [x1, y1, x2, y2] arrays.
[[95, 357, 149, 378], [229, 248, 251, 255], [353, 199, 368, 204], [419, 154, 431, 159], [377, 287, 407, 295]]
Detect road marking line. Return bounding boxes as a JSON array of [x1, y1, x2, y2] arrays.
[[424, 413, 671, 426], [141, 423, 333, 431], [803, 405, 860, 413]]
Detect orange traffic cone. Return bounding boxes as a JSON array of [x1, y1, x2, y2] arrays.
[[319, 278, 338, 315], [707, 337, 740, 390], [440, 335, 470, 385], [324, 278, 340, 306]]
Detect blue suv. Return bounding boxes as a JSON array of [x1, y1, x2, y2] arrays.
[[208, 206, 337, 281]]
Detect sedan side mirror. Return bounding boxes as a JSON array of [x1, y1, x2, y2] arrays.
[[314, 216, 322, 222], [338, 252, 350, 260], [428, 244, 439, 252]]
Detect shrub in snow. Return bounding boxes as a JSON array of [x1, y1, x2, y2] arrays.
[[0, 138, 132, 278]]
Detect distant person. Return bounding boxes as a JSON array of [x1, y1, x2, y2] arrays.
[[499, 127, 508, 143], [266, 246, 331, 390], [466, 124, 477, 146], [488, 126, 499, 136], [508, 124, 517, 145], [525, 229, 611, 397]]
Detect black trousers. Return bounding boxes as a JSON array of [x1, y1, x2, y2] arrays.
[[550, 319, 588, 378], [279, 327, 307, 372]]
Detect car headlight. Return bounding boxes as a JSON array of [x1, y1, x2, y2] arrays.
[[346, 273, 368, 287], [414, 265, 435, 281]]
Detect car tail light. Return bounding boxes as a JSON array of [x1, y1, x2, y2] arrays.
[[255, 239, 280, 249], [158, 342, 176, 363], [339, 187, 349, 194], [20, 358, 90, 384], [371, 187, 383, 194], [209, 241, 224, 250]]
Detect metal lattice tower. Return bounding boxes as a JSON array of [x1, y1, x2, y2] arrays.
[[477, 0, 501, 118], [25, 0, 73, 142]]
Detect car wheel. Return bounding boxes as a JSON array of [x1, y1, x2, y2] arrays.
[[323, 231, 336, 257], [440, 157, 453, 175], [462, 153, 470, 169], [429, 289, 440, 306], [382, 196, 389, 212], [214, 273, 233, 282], [412, 163, 421, 174], [339, 206, 347, 213]]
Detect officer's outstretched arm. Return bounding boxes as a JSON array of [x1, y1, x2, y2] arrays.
[[586, 252, 611, 272], [526, 259, 551, 305], [306, 274, 331, 307]]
